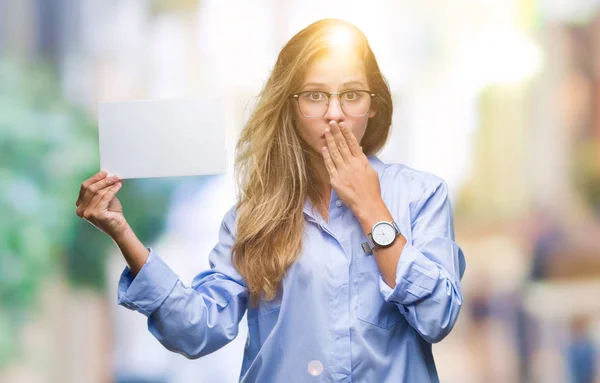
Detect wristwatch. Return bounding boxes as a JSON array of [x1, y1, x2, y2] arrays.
[[361, 220, 401, 254]]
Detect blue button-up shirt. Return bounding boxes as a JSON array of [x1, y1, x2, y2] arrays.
[[118, 155, 466, 382]]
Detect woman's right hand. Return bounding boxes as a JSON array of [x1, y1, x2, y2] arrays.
[[76, 170, 128, 239]]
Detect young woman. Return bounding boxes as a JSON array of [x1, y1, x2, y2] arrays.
[[76, 18, 465, 383]]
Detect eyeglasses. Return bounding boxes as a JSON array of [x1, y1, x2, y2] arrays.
[[292, 90, 377, 118]]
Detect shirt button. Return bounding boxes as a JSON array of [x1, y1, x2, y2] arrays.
[[335, 200, 343, 207]]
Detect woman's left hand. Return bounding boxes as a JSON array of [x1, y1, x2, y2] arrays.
[[322, 121, 384, 216]]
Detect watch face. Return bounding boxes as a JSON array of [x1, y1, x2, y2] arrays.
[[372, 222, 396, 247]]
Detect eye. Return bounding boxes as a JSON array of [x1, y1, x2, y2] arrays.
[[306, 92, 326, 101], [342, 91, 358, 101]]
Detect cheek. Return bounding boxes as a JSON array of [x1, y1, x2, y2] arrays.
[[351, 118, 369, 142], [295, 118, 320, 143]]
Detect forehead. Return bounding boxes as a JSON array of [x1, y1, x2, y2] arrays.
[[302, 50, 367, 88]]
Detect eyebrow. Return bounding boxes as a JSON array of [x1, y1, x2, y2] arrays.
[[301, 81, 367, 90]]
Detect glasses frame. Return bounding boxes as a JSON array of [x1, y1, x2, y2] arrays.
[[291, 89, 377, 118]]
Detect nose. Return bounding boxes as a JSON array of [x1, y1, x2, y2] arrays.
[[324, 95, 345, 123]]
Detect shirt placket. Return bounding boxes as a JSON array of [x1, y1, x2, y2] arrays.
[[325, 192, 353, 381]]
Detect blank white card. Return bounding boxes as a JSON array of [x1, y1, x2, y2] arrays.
[[98, 98, 226, 179]]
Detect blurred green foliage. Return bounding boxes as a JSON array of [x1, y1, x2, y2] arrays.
[[0, 58, 175, 367], [575, 140, 600, 215], [149, 0, 198, 15]]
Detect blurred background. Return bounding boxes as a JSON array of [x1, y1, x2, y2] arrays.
[[1, 0, 600, 382]]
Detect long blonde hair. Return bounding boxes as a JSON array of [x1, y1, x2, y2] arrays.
[[232, 19, 393, 306]]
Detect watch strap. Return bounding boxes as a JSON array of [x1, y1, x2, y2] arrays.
[[361, 234, 375, 254]]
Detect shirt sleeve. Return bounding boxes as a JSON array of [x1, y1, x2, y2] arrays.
[[117, 206, 248, 359], [379, 179, 466, 343]]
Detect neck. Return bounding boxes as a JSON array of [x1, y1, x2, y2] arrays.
[[303, 146, 332, 208]]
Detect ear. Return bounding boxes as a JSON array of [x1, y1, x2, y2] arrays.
[[368, 98, 378, 118], [368, 107, 377, 118]]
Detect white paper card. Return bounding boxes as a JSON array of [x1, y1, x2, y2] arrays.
[[98, 98, 226, 179]]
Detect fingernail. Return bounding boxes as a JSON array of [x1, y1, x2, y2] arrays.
[[100, 169, 106, 175]]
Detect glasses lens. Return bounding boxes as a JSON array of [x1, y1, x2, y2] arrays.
[[341, 91, 371, 117], [298, 91, 328, 118]]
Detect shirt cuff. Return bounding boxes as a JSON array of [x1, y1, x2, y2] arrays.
[[117, 247, 179, 317], [379, 244, 440, 305]]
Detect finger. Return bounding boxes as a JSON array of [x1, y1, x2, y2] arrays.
[[96, 181, 123, 211], [338, 122, 362, 157], [77, 178, 120, 218], [76, 204, 85, 218], [329, 121, 351, 162], [324, 128, 344, 169], [85, 185, 112, 217], [78, 170, 107, 205], [321, 146, 338, 178], [78, 175, 121, 207], [88, 180, 122, 215], [77, 178, 109, 217]]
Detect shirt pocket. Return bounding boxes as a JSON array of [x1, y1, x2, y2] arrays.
[[354, 256, 402, 330], [246, 287, 282, 322]]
